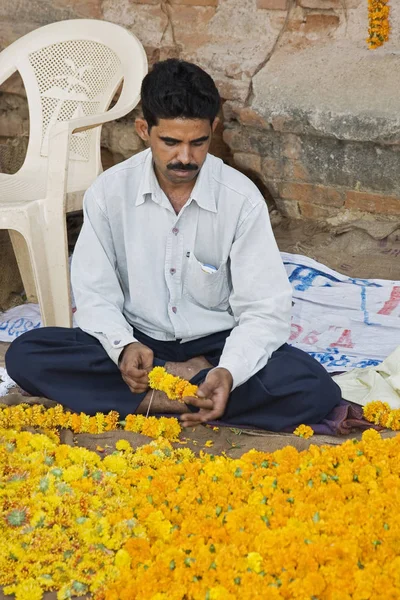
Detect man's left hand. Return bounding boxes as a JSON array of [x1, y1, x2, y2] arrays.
[[180, 367, 233, 427]]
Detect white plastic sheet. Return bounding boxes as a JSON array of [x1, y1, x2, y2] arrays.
[[282, 253, 400, 372]]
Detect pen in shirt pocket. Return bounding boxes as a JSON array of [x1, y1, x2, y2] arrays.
[[201, 263, 217, 274], [186, 251, 217, 274]]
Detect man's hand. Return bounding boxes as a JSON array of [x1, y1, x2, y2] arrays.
[[119, 342, 154, 394], [181, 367, 233, 427]]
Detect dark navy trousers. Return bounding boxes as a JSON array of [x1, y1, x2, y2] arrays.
[[5, 326, 341, 431]]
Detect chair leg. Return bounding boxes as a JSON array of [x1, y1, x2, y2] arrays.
[[9, 229, 38, 303], [25, 211, 72, 328]]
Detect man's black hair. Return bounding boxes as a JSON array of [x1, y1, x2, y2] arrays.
[[140, 59, 221, 129]]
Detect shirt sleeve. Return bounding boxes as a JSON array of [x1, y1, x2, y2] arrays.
[[216, 200, 292, 389], [71, 186, 138, 365]]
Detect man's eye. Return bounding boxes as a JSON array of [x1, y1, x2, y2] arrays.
[[165, 141, 177, 146], [192, 141, 204, 147]]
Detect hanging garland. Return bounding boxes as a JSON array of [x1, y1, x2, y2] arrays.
[[368, 0, 390, 49]]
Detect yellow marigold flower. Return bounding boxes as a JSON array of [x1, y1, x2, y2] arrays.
[[247, 552, 263, 573], [114, 549, 131, 569], [116, 440, 132, 452], [148, 366, 166, 388], [3, 578, 43, 600], [103, 455, 128, 475], [293, 424, 314, 439], [204, 440, 214, 448], [63, 465, 85, 483]]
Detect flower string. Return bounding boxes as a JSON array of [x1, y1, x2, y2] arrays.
[[1, 428, 400, 599], [363, 400, 400, 430], [148, 366, 198, 402], [0, 404, 181, 441], [368, 0, 390, 49]]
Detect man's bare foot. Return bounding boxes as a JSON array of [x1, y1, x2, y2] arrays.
[[136, 355, 213, 415], [166, 355, 213, 381]]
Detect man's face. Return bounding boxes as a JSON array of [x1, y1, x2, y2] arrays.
[[136, 117, 217, 185]]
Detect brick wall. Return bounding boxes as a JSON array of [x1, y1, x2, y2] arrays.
[[1, 0, 400, 223]]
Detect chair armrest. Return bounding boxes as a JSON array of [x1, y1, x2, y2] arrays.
[[68, 87, 141, 135], [44, 84, 141, 205], [0, 56, 17, 88]]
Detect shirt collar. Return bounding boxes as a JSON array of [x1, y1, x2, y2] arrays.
[[136, 150, 217, 213]]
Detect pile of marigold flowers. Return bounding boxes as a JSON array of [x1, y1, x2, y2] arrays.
[[0, 404, 181, 441], [2, 426, 400, 599], [367, 0, 390, 48]]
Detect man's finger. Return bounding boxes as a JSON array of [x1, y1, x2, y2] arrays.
[[126, 367, 149, 380], [180, 410, 210, 427], [184, 396, 214, 410], [122, 375, 149, 394]]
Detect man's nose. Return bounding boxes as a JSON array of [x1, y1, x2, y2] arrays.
[[177, 145, 191, 164]]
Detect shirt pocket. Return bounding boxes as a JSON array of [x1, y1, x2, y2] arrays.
[[183, 253, 230, 310]]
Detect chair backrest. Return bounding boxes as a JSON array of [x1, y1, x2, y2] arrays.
[[0, 20, 147, 193]]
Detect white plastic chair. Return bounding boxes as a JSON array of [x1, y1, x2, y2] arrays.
[[0, 19, 147, 327]]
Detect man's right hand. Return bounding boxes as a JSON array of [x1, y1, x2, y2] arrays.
[[119, 342, 154, 394]]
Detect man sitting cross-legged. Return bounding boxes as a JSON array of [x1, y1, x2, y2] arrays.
[[6, 59, 341, 430]]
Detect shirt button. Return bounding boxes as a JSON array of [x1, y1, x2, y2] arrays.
[[113, 340, 121, 345], [170, 268, 176, 275], [172, 227, 179, 235], [172, 306, 177, 314]]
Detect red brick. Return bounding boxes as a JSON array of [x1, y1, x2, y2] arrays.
[[262, 157, 282, 179], [280, 183, 344, 207], [283, 159, 310, 182], [170, 0, 217, 5], [257, 0, 287, 8], [234, 152, 262, 176], [282, 134, 302, 160], [237, 107, 269, 129], [215, 78, 250, 102], [303, 13, 340, 33], [275, 198, 301, 218], [292, 161, 309, 181], [345, 191, 400, 215], [299, 202, 340, 220], [298, 0, 340, 8]]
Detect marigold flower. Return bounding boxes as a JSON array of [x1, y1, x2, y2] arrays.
[[293, 424, 314, 439], [115, 440, 132, 452]]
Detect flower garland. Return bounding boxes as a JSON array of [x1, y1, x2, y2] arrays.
[[2, 428, 400, 599], [368, 0, 390, 49], [148, 366, 198, 402], [0, 404, 181, 441], [363, 400, 400, 430]]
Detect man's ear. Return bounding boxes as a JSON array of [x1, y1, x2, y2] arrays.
[[211, 117, 220, 134], [135, 118, 150, 142]]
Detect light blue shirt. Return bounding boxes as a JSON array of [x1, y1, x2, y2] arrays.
[[71, 149, 292, 389]]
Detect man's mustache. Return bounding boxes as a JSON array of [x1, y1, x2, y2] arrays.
[[167, 162, 198, 171]]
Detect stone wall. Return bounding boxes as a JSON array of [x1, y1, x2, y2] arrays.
[[1, 0, 400, 223]]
